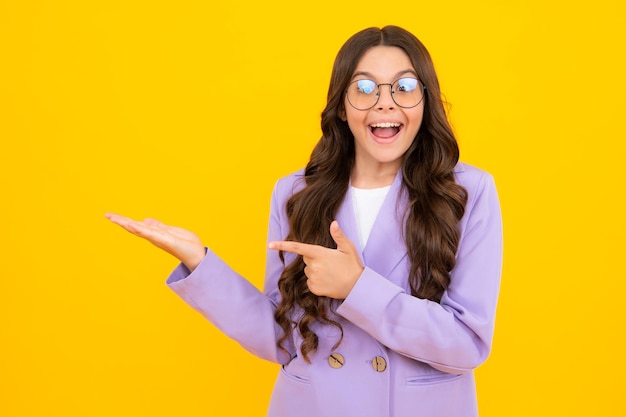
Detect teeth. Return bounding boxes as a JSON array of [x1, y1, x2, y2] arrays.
[[370, 122, 401, 128]]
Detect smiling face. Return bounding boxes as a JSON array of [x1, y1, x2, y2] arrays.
[[344, 45, 424, 185]]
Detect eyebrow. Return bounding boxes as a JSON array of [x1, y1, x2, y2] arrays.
[[351, 69, 418, 81]]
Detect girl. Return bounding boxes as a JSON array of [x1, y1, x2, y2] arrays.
[[107, 25, 502, 417]]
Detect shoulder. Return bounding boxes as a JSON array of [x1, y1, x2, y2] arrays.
[[454, 161, 498, 207], [453, 162, 501, 231], [454, 162, 495, 190], [272, 168, 307, 202]]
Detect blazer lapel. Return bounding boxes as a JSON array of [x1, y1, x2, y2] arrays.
[[335, 171, 408, 279], [335, 187, 365, 263], [335, 163, 465, 283], [362, 171, 408, 279]]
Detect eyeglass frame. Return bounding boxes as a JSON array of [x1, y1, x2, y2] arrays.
[[345, 77, 426, 111]]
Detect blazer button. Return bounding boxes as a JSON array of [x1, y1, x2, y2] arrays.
[[328, 353, 345, 369], [372, 356, 387, 372]]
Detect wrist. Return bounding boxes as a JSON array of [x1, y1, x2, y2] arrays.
[[183, 247, 207, 271]]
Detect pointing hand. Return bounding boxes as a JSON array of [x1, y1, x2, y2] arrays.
[[269, 221, 364, 299]]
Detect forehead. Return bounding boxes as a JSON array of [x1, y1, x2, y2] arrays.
[[352, 45, 415, 79]]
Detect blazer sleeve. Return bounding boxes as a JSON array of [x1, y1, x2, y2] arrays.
[[165, 176, 298, 365], [336, 170, 503, 374]]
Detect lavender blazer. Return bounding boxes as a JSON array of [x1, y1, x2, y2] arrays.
[[167, 162, 503, 417]]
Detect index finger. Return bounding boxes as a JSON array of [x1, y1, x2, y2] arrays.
[[105, 212, 138, 229], [268, 240, 323, 258], [105, 213, 155, 237]]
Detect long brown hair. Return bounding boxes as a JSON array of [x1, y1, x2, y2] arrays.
[[275, 26, 467, 362]]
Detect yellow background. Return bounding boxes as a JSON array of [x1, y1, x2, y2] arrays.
[[1, 0, 624, 416]]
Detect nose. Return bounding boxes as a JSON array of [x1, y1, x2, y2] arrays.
[[376, 84, 396, 110]]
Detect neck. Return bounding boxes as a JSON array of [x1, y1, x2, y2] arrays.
[[351, 164, 399, 189]]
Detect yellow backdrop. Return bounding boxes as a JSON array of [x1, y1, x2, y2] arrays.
[[1, 0, 624, 416]]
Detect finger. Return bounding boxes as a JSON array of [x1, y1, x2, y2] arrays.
[[329, 220, 357, 254], [106, 213, 163, 241], [268, 240, 321, 257], [143, 218, 167, 228], [125, 220, 161, 239], [106, 213, 140, 231], [306, 277, 321, 296], [105, 212, 133, 224], [143, 218, 178, 237]]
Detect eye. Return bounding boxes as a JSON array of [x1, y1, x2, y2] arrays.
[[396, 78, 419, 92], [356, 80, 376, 95]]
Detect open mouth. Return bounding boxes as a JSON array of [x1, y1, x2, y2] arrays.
[[369, 122, 402, 139]]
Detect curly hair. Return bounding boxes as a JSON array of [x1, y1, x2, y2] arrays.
[[274, 26, 467, 362]]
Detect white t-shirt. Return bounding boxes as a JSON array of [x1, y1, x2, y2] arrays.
[[350, 185, 391, 249]]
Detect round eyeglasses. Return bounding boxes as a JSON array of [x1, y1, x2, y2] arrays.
[[346, 77, 425, 110]]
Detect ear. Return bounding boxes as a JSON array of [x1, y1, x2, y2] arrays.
[[338, 106, 347, 121]]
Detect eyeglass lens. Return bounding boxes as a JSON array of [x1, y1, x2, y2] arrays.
[[346, 78, 424, 110]]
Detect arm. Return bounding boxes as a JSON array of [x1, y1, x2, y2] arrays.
[[106, 175, 299, 364], [165, 179, 297, 364], [336, 171, 503, 373]]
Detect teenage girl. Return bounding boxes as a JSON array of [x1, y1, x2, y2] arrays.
[[107, 25, 503, 417]]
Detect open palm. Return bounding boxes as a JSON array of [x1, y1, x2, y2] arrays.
[[105, 213, 205, 270]]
